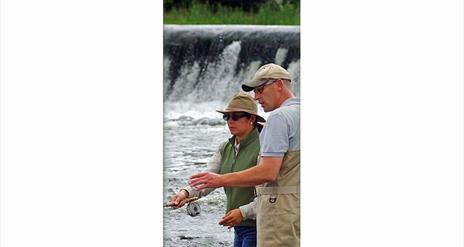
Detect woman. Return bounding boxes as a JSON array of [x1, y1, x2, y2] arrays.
[[170, 92, 265, 247]]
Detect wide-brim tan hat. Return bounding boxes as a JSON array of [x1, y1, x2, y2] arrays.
[[242, 63, 292, 92], [216, 92, 266, 123]]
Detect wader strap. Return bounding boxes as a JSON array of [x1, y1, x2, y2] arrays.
[[255, 186, 299, 196]]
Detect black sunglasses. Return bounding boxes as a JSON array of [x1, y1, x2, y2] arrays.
[[222, 112, 250, 121]]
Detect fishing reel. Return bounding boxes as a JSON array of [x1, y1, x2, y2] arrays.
[[186, 201, 201, 217], [165, 196, 201, 217]]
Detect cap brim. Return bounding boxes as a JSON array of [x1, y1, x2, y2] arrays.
[[242, 78, 270, 92], [241, 84, 255, 92]]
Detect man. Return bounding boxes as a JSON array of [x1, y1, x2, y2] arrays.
[[189, 63, 300, 246]]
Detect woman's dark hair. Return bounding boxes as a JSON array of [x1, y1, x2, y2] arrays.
[[247, 113, 263, 132], [235, 111, 262, 132]]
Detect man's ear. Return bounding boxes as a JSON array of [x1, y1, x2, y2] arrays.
[[276, 79, 284, 91]]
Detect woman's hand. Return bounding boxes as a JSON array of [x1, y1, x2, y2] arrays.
[[169, 189, 189, 208], [219, 208, 243, 229]]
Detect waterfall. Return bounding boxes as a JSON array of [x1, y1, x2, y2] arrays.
[[164, 25, 300, 124]]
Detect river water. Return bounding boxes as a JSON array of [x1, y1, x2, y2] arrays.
[[163, 110, 234, 246], [163, 24, 300, 246]]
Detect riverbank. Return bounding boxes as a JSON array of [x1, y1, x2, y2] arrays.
[[164, 1, 300, 25]]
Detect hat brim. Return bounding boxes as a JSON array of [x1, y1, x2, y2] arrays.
[[242, 76, 292, 92], [256, 115, 266, 123], [241, 78, 269, 92], [241, 84, 255, 92], [216, 109, 266, 123]]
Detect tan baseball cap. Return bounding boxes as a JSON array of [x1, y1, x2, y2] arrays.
[[216, 92, 266, 123], [241, 63, 292, 92]]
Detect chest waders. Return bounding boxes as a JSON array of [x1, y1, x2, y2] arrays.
[[256, 150, 300, 247]]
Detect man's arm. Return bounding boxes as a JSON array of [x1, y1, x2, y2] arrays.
[[170, 150, 221, 207], [189, 156, 283, 189], [183, 149, 221, 197]]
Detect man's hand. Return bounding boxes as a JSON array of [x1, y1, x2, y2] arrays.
[[169, 189, 189, 208], [219, 208, 243, 229], [189, 172, 223, 190]]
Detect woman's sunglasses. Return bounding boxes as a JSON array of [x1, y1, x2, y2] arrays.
[[222, 112, 250, 121]]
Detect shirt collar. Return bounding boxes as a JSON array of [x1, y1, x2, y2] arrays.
[[281, 97, 300, 107], [228, 127, 259, 149]]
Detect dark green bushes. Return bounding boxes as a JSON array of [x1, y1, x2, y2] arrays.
[[164, 0, 300, 25]]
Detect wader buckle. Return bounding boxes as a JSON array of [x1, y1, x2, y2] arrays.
[[269, 196, 277, 203]]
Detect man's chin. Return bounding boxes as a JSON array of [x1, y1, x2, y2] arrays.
[[261, 104, 272, 112]]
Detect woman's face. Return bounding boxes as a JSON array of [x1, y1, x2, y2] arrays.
[[223, 112, 253, 137]]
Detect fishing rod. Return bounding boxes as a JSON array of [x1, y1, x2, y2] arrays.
[[165, 197, 201, 217]]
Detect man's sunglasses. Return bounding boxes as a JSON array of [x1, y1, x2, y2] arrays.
[[222, 112, 250, 121], [254, 79, 277, 94]]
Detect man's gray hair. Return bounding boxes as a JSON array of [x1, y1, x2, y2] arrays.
[[283, 79, 292, 90]]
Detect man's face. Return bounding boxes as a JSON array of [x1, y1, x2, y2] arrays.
[[253, 79, 279, 112]]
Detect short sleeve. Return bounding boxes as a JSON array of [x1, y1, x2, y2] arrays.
[[259, 113, 289, 157]]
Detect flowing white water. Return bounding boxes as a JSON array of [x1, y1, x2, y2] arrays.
[[275, 48, 288, 66]]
